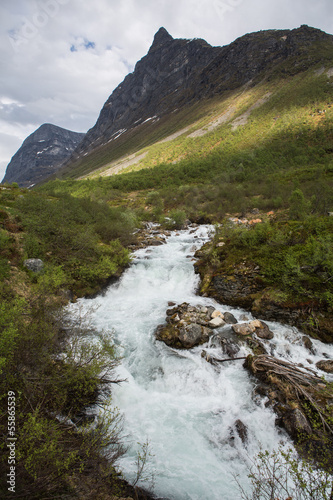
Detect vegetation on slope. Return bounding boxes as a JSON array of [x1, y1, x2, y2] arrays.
[[0, 185, 151, 498]]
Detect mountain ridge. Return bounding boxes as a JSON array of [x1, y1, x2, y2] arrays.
[[58, 24, 333, 179]]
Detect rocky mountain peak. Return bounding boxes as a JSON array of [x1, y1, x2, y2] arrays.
[[149, 27, 173, 51], [2, 124, 84, 187]]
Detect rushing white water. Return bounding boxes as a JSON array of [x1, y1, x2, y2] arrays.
[[70, 225, 333, 500]]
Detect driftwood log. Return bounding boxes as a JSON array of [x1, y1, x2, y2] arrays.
[[245, 354, 333, 437]]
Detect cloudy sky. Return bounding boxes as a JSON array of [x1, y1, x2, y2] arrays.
[[0, 0, 332, 181]]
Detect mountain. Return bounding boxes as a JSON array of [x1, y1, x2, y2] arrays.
[[2, 124, 85, 187], [58, 25, 333, 179]]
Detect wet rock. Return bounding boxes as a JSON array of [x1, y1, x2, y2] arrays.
[[207, 306, 215, 317], [211, 310, 224, 319], [223, 312, 238, 324], [221, 338, 240, 358], [282, 408, 312, 439], [235, 419, 248, 444], [302, 336, 314, 353], [232, 323, 255, 336], [209, 317, 225, 328], [251, 320, 274, 340], [24, 258, 44, 273], [245, 354, 331, 449], [179, 323, 204, 348], [246, 337, 267, 355], [316, 360, 333, 373], [155, 303, 217, 349]]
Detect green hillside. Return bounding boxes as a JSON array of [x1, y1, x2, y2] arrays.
[[42, 65, 333, 217]]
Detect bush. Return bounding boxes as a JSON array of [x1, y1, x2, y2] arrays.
[[236, 446, 333, 500]]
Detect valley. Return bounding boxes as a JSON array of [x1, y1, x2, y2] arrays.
[[1, 24, 333, 499]]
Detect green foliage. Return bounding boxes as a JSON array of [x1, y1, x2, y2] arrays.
[[289, 188, 311, 220], [0, 299, 24, 375], [236, 446, 333, 500], [0, 292, 125, 497], [162, 209, 187, 229], [15, 191, 133, 295], [132, 438, 155, 491], [213, 216, 333, 308]]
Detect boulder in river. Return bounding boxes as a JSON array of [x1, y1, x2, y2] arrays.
[[316, 360, 333, 373], [156, 303, 229, 349], [251, 320, 274, 340], [223, 312, 238, 324], [209, 317, 225, 328], [232, 323, 255, 336]]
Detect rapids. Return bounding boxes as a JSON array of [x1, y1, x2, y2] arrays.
[[70, 225, 333, 500]]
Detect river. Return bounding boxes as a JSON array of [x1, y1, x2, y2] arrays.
[[70, 225, 333, 500]]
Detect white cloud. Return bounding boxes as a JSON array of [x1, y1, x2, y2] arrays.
[[0, 0, 332, 181]]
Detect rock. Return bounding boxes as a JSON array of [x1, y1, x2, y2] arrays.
[[179, 323, 203, 348], [209, 317, 225, 328], [246, 337, 267, 355], [223, 312, 238, 324], [235, 419, 248, 443], [249, 320, 262, 329], [232, 323, 254, 336], [211, 310, 224, 319], [240, 314, 249, 321], [251, 320, 274, 340], [282, 408, 312, 439], [24, 258, 44, 273], [302, 336, 314, 353], [200, 306, 208, 314], [316, 360, 333, 373], [168, 301, 176, 307], [221, 338, 240, 358], [207, 306, 215, 317]]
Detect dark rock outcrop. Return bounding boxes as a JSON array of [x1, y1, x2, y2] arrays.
[[2, 124, 85, 187]]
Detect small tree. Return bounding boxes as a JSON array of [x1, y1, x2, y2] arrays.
[[289, 188, 310, 220]]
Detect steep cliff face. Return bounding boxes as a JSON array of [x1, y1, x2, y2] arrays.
[[69, 27, 221, 160], [2, 124, 85, 187], [65, 25, 333, 170]]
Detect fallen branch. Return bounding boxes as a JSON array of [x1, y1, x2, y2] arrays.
[[248, 354, 333, 436], [201, 350, 246, 364]]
